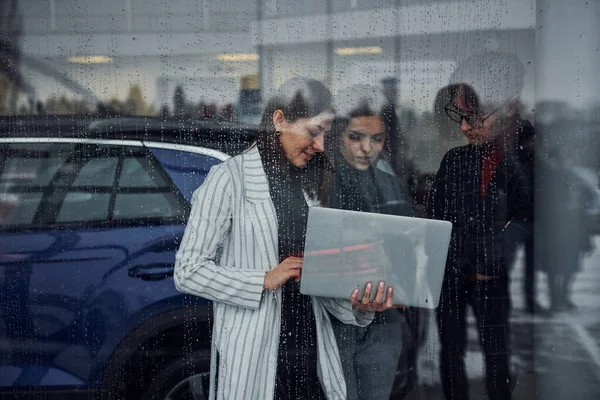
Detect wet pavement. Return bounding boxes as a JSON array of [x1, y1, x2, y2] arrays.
[[409, 237, 600, 399]]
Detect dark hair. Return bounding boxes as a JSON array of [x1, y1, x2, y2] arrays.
[[328, 85, 407, 179], [446, 82, 521, 128], [446, 83, 481, 113], [254, 77, 334, 204], [434, 84, 465, 142]]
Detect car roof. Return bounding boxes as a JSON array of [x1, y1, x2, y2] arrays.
[[0, 116, 259, 156]]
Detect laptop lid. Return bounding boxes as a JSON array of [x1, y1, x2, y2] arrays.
[[299, 207, 452, 309]]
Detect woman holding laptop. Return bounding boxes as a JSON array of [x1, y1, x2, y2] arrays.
[[327, 85, 414, 400], [174, 77, 398, 400]]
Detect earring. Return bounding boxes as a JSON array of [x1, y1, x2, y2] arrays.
[[275, 130, 281, 136]]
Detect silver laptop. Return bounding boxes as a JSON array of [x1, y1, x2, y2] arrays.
[[299, 207, 452, 309]]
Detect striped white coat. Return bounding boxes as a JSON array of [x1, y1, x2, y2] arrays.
[[174, 145, 373, 400]]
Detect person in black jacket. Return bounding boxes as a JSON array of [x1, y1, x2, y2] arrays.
[[326, 85, 414, 400], [427, 51, 532, 400]]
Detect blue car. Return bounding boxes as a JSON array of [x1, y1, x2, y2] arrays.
[[0, 117, 425, 399], [0, 117, 258, 399]]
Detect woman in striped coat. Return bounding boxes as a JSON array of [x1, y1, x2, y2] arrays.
[[174, 77, 399, 399]]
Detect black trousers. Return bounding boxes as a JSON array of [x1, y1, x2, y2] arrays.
[[436, 274, 512, 400]]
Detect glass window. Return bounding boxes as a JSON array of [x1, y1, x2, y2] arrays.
[[0, 157, 66, 188], [119, 157, 164, 188], [113, 193, 181, 219], [0, 193, 43, 226], [71, 157, 118, 187], [53, 150, 118, 223], [56, 192, 111, 222], [3, 0, 599, 399], [56, 148, 185, 223], [0, 143, 186, 226], [112, 153, 185, 220], [0, 143, 74, 227], [0, 144, 73, 188]]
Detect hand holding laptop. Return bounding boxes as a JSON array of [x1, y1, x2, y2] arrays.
[[351, 280, 408, 312], [264, 257, 405, 311], [300, 208, 452, 309]]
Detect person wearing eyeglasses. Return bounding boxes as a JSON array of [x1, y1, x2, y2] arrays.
[[426, 51, 534, 400], [442, 82, 543, 315]]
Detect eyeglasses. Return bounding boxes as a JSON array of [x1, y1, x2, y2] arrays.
[[444, 105, 500, 129]]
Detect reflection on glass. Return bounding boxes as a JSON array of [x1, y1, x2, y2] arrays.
[[325, 84, 415, 399], [0, 0, 598, 399]]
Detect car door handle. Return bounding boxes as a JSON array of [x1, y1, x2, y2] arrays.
[[128, 264, 174, 281]]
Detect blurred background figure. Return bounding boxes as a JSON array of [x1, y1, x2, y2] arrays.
[[538, 147, 596, 312], [501, 115, 546, 315]]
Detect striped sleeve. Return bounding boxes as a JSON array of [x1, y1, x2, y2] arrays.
[[318, 298, 374, 327], [174, 164, 265, 310]]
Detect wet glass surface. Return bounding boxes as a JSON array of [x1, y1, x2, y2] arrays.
[[0, 1, 599, 399]]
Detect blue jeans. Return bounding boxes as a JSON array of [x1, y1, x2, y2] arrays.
[[332, 310, 405, 400]]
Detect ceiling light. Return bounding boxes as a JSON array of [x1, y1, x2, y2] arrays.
[[335, 46, 382, 56], [216, 53, 259, 62], [68, 55, 113, 64]]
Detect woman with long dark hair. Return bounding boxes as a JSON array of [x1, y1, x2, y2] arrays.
[[174, 77, 397, 399], [326, 85, 414, 400]]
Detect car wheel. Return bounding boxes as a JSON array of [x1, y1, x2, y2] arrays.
[[141, 350, 211, 400]]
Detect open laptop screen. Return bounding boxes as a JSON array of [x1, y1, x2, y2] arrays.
[[299, 207, 452, 309]]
